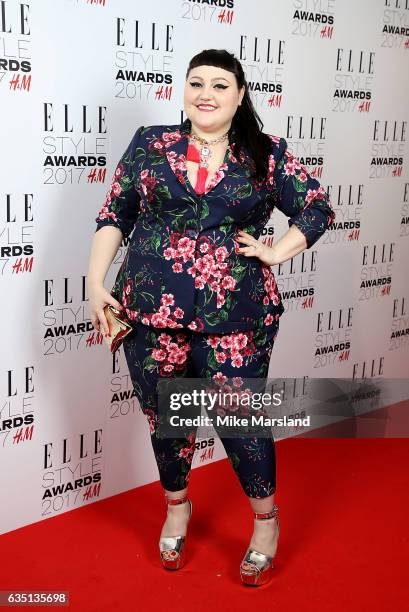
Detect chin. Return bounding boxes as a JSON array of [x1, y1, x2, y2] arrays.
[[191, 110, 224, 128]]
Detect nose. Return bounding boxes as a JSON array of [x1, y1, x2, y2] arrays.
[[198, 86, 214, 101]]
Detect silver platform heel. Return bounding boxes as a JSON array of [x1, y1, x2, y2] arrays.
[[240, 503, 280, 586], [159, 494, 193, 570]]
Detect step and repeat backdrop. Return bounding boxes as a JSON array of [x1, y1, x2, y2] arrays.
[[1, 0, 408, 534]]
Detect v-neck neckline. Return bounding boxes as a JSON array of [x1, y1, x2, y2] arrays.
[[183, 142, 231, 196], [163, 117, 250, 198]]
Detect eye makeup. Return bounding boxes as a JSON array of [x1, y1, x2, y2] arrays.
[[189, 81, 228, 89]]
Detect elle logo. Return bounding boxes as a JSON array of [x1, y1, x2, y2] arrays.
[[0, 1, 30, 34], [286, 116, 326, 140], [239, 36, 285, 64], [336, 49, 375, 74], [373, 120, 407, 142], [43, 104, 107, 134], [116, 18, 173, 51], [43, 430, 103, 469]]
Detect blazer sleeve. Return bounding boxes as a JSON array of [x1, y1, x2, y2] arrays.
[[271, 136, 336, 249], [94, 125, 145, 239]]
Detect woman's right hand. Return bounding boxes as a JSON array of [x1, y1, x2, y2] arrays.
[[88, 283, 124, 337]]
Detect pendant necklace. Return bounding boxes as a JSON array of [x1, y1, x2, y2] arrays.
[[187, 130, 230, 194], [188, 130, 230, 168]]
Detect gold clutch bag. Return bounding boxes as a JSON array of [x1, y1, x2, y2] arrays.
[[102, 304, 133, 353]]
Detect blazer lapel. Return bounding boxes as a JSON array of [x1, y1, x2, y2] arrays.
[[163, 119, 192, 194]]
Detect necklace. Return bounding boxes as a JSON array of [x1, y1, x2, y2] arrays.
[[189, 130, 230, 168]]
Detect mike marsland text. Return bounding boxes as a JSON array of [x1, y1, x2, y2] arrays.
[[168, 415, 311, 427]]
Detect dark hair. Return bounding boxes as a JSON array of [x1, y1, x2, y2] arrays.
[[185, 49, 272, 183]]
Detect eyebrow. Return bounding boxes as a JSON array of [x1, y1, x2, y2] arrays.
[[189, 76, 230, 83]]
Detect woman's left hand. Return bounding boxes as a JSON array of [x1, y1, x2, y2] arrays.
[[235, 229, 275, 266]]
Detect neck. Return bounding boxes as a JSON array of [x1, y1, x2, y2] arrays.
[[189, 121, 232, 142]]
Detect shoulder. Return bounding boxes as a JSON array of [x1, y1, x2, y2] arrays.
[[263, 132, 282, 146], [262, 132, 291, 160], [138, 123, 182, 139], [264, 132, 286, 150], [129, 124, 186, 151]]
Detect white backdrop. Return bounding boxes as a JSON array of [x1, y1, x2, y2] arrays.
[[1, 0, 408, 534]]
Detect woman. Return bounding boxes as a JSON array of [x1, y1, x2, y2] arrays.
[[87, 49, 335, 586]]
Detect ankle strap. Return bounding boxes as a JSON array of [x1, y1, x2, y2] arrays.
[[254, 503, 278, 520], [165, 495, 188, 506]]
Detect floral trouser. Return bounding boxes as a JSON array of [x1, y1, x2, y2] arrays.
[[122, 320, 280, 499]]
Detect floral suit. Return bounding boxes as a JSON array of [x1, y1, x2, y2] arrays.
[[95, 117, 335, 334], [94, 118, 335, 497]]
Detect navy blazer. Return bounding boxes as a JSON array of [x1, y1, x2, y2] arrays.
[[95, 117, 335, 333]]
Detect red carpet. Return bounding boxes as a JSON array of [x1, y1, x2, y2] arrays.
[[1, 435, 408, 611]]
